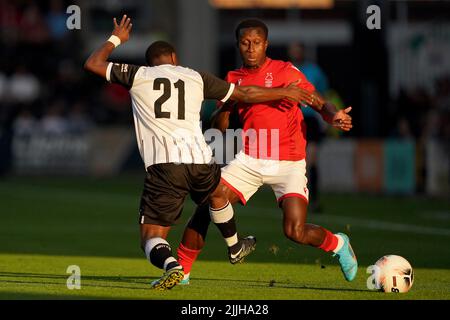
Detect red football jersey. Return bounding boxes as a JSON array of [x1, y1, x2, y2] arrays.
[[226, 57, 315, 161]]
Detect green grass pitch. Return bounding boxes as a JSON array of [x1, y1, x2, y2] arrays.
[[0, 175, 449, 300]]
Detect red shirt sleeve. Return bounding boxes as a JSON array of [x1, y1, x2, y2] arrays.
[[285, 63, 316, 93], [276, 62, 316, 110]]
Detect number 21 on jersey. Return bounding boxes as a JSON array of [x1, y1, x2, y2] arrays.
[[153, 78, 185, 120]]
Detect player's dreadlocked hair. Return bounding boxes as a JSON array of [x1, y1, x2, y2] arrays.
[[235, 19, 268, 41], [145, 41, 176, 66]]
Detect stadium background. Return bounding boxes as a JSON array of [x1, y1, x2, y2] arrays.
[[0, 0, 449, 300]]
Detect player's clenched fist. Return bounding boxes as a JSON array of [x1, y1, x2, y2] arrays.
[[112, 15, 132, 43]]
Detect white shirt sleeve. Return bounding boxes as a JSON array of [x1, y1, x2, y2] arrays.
[[105, 62, 113, 82], [220, 83, 235, 103]]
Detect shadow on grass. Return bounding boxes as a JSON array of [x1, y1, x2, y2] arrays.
[[0, 291, 122, 300], [0, 271, 369, 294], [0, 271, 150, 291], [189, 276, 370, 293]]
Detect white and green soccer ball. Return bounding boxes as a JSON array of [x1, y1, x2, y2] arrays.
[[374, 255, 414, 293]]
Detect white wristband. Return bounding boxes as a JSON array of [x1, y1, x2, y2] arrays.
[[107, 35, 121, 48]]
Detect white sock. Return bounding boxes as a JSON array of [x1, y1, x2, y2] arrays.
[[144, 237, 169, 261], [332, 234, 345, 253], [225, 234, 239, 248], [144, 237, 181, 271], [163, 257, 182, 271], [210, 202, 238, 248], [210, 202, 234, 224]]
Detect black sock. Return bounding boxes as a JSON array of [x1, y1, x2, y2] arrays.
[[229, 240, 242, 255], [145, 238, 181, 271]]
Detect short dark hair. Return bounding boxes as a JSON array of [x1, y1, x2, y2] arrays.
[[145, 41, 176, 66], [235, 19, 268, 41]]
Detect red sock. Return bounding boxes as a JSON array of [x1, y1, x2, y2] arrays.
[[318, 229, 338, 252], [177, 243, 201, 275]]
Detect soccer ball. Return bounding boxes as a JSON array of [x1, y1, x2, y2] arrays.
[[374, 255, 414, 293]]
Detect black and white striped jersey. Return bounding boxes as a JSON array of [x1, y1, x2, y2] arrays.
[[106, 62, 235, 168]]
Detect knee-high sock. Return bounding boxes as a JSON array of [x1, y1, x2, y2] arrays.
[[209, 202, 240, 253], [176, 204, 210, 278], [177, 243, 201, 276], [144, 237, 182, 271], [318, 229, 344, 253]]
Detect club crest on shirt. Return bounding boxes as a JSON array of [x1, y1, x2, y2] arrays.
[[265, 73, 273, 87]]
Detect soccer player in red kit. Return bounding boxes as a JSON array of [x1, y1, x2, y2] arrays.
[[176, 19, 357, 284]]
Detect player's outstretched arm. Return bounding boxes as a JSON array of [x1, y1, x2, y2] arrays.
[[209, 82, 312, 132], [300, 90, 353, 132], [230, 81, 309, 104], [84, 15, 132, 79]]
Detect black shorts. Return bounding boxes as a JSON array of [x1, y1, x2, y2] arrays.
[[138, 163, 221, 226]]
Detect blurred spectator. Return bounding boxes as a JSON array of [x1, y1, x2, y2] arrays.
[[12, 108, 38, 137], [68, 101, 94, 134], [435, 76, 450, 109], [0, 0, 21, 44], [46, 0, 69, 41], [391, 116, 414, 140], [0, 0, 134, 132], [19, 3, 49, 45], [0, 71, 7, 101], [394, 79, 449, 193], [288, 42, 329, 95], [40, 100, 69, 135], [396, 87, 430, 140], [100, 83, 132, 124], [52, 59, 82, 101], [433, 76, 450, 143], [8, 65, 40, 104]]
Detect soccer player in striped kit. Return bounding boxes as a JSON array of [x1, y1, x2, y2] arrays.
[[84, 15, 314, 290]]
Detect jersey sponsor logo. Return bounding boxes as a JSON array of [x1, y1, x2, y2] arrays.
[[264, 73, 273, 87]]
